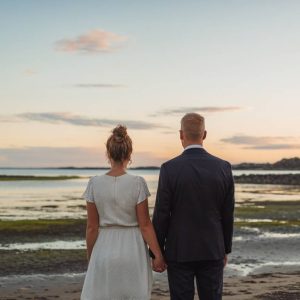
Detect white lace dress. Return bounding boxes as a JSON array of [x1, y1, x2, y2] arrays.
[[80, 173, 153, 300]]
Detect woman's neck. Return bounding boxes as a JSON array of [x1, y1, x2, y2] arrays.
[[106, 161, 127, 176]]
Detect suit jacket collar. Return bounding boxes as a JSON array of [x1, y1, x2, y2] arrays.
[[182, 147, 207, 155]]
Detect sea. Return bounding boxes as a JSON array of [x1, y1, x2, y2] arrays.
[[0, 168, 300, 277]]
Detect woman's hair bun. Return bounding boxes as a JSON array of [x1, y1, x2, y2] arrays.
[[106, 124, 132, 162], [112, 125, 127, 142]]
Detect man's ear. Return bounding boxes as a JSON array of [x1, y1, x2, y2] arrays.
[[180, 130, 184, 140], [203, 130, 207, 140]]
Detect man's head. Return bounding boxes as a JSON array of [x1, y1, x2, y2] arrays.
[[180, 113, 207, 148]]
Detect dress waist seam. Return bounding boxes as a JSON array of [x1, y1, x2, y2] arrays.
[[100, 225, 139, 229]]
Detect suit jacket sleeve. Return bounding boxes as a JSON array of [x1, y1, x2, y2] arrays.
[[149, 164, 172, 258], [222, 162, 235, 254]]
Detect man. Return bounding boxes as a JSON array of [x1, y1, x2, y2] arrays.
[[151, 113, 235, 300]]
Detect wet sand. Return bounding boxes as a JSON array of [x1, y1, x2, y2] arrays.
[[0, 271, 300, 300]]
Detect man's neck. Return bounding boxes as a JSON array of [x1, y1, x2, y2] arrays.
[[184, 144, 203, 150]]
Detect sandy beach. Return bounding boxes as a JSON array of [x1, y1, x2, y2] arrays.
[[1, 270, 300, 300]]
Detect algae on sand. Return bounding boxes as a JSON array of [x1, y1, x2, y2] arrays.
[[0, 219, 86, 243], [0, 249, 87, 276], [0, 175, 82, 181]]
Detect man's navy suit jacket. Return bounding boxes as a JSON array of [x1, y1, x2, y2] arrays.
[[151, 147, 235, 262]]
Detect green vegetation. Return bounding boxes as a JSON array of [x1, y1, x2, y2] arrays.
[[0, 219, 86, 243], [0, 249, 86, 276], [0, 218, 85, 232], [234, 201, 300, 228], [235, 201, 300, 220], [235, 220, 300, 228], [0, 175, 82, 181]]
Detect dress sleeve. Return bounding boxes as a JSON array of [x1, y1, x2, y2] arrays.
[[137, 176, 151, 204], [82, 177, 95, 203]]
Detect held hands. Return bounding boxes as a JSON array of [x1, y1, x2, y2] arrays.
[[224, 254, 228, 268], [151, 255, 167, 273]]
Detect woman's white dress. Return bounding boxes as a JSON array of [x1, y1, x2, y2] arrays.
[[80, 173, 153, 300]]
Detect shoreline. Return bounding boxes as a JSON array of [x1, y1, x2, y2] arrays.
[[1, 173, 300, 185], [0, 175, 82, 181], [0, 271, 299, 300], [234, 174, 300, 185]]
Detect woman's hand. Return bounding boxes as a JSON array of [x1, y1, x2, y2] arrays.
[[152, 256, 167, 273], [224, 254, 228, 268]]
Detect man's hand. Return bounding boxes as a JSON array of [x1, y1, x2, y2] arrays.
[[224, 254, 228, 268], [152, 256, 167, 273]]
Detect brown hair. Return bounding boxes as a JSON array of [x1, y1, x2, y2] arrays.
[[106, 125, 132, 163], [181, 113, 205, 141]]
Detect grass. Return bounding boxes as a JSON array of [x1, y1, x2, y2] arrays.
[[0, 175, 82, 181]]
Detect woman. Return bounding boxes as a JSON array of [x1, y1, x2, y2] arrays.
[[81, 125, 166, 300]]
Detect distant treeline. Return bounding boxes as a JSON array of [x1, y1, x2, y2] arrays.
[[233, 157, 300, 170], [0, 166, 160, 170], [57, 166, 161, 170], [1, 157, 300, 171]]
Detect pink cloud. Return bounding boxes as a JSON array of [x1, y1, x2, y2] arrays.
[[23, 68, 37, 76], [0, 147, 167, 167], [55, 29, 127, 53]]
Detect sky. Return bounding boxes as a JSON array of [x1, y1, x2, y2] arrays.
[[1, 0, 300, 167]]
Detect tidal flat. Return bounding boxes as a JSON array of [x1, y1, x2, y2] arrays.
[[0, 219, 86, 244], [0, 200, 299, 244], [0, 249, 86, 276], [0, 199, 299, 277], [234, 201, 300, 230], [0, 175, 82, 181]]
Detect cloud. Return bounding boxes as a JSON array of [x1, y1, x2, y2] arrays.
[[0, 147, 97, 167], [55, 29, 127, 53], [221, 135, 300, 150], [73, 83, 124, 88], [152, 106, 243, 116], [0, 115, 21, 122], [221, 135, 282, 145], [245, 144, 300, 150], [0, 147, 167, 167], [23, 69, 37, 76], [1, 112, 165, 130]]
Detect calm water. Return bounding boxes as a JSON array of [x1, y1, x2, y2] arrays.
[[0, 169, 158, 220], [0, 168, 300, 220]]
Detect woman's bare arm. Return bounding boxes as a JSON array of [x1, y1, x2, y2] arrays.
[[86, 202, 99, 261], [136, 199, 166, 272]]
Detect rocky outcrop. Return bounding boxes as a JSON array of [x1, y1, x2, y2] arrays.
[[234, 174, 300, 185]]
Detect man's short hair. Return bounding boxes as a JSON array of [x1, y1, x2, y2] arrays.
[[181, 113, 205, 141]]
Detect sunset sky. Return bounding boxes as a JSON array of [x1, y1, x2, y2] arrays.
[[1, 1, 300, 167]]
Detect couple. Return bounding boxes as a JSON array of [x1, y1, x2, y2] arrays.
[[81, 113, 235, 300]]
